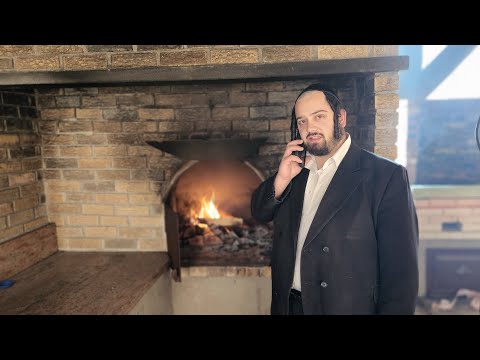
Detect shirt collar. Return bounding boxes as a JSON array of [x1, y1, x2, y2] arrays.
[[305, 133, 351, 172]]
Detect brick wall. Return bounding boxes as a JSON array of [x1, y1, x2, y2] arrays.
[[38, 75, 375, 250], [0, 89, 48, 244], [1, 45, 401, 251], [0, 45, 396, 70]]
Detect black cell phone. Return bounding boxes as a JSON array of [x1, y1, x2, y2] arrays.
[[291, 128, 306, 168]]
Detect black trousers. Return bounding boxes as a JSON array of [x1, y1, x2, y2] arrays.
[[288, 289, 304, 315]]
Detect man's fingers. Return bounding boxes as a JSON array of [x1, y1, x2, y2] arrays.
[[283, 145, 305, 158]]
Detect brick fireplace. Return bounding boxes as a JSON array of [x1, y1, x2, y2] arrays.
[[0, 45, 406, 313]]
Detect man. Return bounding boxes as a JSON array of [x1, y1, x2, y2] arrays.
[[251, 83, 419, 315]]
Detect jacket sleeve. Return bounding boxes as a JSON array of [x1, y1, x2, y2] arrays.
[[375, 165, 419, 314], [250, 173, 292, 223]]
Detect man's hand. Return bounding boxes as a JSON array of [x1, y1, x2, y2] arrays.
[[273, 139, 310, 199]]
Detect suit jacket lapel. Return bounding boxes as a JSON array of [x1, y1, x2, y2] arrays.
[[291, 168, 309, 253], [303, 143, 364, 248]]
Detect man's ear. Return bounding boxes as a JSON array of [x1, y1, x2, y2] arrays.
[[338, 109, 347, 128]]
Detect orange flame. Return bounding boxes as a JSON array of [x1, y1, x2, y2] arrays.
[[198, 194, 220, 220]]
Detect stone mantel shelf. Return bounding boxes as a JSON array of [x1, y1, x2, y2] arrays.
[[0, 56, 408, 87]]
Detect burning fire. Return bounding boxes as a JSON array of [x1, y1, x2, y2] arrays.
[[198, 194, 220, 220]]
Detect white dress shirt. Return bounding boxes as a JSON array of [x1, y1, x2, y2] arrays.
[[292, 134, 351, 291]]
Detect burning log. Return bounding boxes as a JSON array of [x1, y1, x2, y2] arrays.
[[203, 216, 243, 227]]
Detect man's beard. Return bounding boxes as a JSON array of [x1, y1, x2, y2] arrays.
[[304, 127, 345, 156]]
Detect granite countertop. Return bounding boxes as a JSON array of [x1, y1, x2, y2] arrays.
[[0, 251, 170, 315]]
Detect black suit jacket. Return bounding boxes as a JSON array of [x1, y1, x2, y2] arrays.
[[251, 143, 419, 314]]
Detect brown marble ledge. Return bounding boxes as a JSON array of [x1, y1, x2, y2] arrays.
[[0, 251, 170, 315]]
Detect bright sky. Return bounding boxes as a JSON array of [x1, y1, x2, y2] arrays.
[[424, 45, 480, 100]]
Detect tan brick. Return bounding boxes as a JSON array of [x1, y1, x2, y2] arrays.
[[269, 119, 290, 131], [375, 93, 399, 110], [117, 94, 154, 107], [42, 146, 59, 157], [63, 170, 95, 180], [63, 54, 107, 70], [48, 203, 82, 214], [23, 216, 49, 232], [232, 120, 269, 131], [375, 112, 398, 128], [138, 108, 174, 120], [93, 121, 122, 133], [16, 55, 60, 70], [268, 91, 299, 104], [48, 193, 65, 203], [129, 194, 161, 205], [59, 121, 93, 132], [48, 214, 65, 226], [8, 172, 36, 186], [457, 199, 480, 207], [82, 95, 116, 107], [94, 145, 126, 156], [76, 134, 107, 145], [374, 45, 399, 57], [82, 181, 115, 192], [35, 45, 84, 54], [35, 205, 47, 218], [0, 45, 34, 56], [0, 203, 14, 216], [84, 226, 116, 238], [160, 50, 207, 66], [211, 107, 248, 120], [374, 145, 397, 160], [39, 120, 57, 133], [375, 72, 399, 92], [111, 53, 157, 68], [0, 134, 20, 146], [65, 192, 95, 202], [113, 157, 146, 169], [42, 108, 75, 120], [47, 180, 82, 192], [20, 182, 44, 196], [262, 46, 312, 63], [0, 224, 23, 242], [43, 134, 76, 145], [0, 161, 22, 174], [138, 239, 163, 250], [115, 181, 149, 193], [317, 45, 370, 60], [83, 204, 114, 215], [105, 239, 137, 249], [76, 108, 103, 119], [13, 195, 39, 211], [96, 170, 130, 180], [116, 206, 149, 216], [0, 188, 19, 203], [375, 128, 397, 144], [211, 49, 259, 64], [247, 82, 284, 92], [66, 239, 101, 249], [119, 227, 154, 238], [79, 158, 112, 168], [0, 58, 13, 69], [100, 216, 128, 226], [95, 193, 129, 204], [130, 216, 164, 226], [443, 208, 473, 216], [9, 208, 35, 225], [22, 158, 43, 171], [60, 146, 93, 157]]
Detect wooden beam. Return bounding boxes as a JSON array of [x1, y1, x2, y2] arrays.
[[0, 56, 408, 87]]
